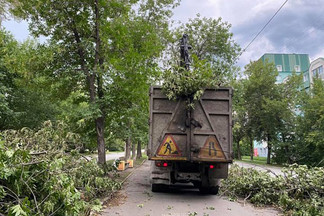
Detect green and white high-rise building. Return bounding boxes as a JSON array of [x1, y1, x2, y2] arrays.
[[260, 53, 310, 89]]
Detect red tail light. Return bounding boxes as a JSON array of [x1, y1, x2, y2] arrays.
[[155, 161, 170, 167], [209, 165, 214, 169]]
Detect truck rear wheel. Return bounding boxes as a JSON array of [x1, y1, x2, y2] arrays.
[[152, 184, 168, 192], [199, 186, 219, 195]]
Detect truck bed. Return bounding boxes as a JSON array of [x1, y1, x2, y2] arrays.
[[148, 86, 233, 163]]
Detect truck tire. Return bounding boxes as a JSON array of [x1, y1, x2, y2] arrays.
[[199, 186, 219, 195], [151, 184, 168, 192]]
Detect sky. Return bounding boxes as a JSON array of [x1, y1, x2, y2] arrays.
[[3, 0, 324, 69]]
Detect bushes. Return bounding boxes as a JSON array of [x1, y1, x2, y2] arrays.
[[221, 164, 324, 215], [0, 121, 120, 216]]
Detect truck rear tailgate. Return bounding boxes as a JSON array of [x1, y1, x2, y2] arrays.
[[148, 86, 233, 162]]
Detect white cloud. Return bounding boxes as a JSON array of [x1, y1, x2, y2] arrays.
[[3, 0, 324, 67], [238, 36, 275, 67], [312, 48, 324, 62]]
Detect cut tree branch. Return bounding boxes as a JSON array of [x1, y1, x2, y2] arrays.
[[21, 160, 45, 166], [30, 151, 47, 156]]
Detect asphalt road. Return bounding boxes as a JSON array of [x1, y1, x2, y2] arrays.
[[105, 152, 125, 161], [102, 161, 279, 216], [85, 152, 125, 162], [233, 161, 283, 176]]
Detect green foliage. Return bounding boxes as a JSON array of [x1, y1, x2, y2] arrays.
[[293, 78, 324, 166], [162, 55, 218, 109], [233, 58, 323, 166], [162, 15, 240, 109], [167, 15, 241, 84], [243, 60, 280, 142], [7, 0, 180, 163], [0, 29, 58, 130], [106, 138, 125, 151], [270, 77, 323, 166], [0, 121, 120, 215], [221, 164, 324, 215], [235, 60, 303, 163], [231, 78, 250, 159]]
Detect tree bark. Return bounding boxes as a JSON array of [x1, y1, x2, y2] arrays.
[[96, 116, 106, 164], [136, 141, 142, 159], [236, 139, 241, 160], [250, 137, 254, 161], [132, 142, 136, 160], [282, 133, 292, 164], [267, 135, 271, 164], [125, 137, 131, 160]]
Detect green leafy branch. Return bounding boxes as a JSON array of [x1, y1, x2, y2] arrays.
[[221, 164, 324, 215], [162, 55, 219, 109]]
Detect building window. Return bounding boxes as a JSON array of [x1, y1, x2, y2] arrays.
[[319, 66, 323, 78], [313, 69, 318, 77], [276, 65, 282, 72], [313, 66, 324, 79], [294, 65, 301, 72], [303, 73, 308, 82]]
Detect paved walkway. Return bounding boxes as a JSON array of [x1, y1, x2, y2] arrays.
[[102, 161, 280, 216]]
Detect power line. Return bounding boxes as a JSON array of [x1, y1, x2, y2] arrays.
[[238, 0, 289, 59]]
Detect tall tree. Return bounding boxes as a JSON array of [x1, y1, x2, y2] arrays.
[[8, 0, 178, 164], [243, 60, 290, 164], [232, 79, 247, 160], [294, 78, 324, 166], [271, 73, 302, 164]]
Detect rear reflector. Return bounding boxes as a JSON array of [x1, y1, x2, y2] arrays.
[[163, 162, 168, 167]]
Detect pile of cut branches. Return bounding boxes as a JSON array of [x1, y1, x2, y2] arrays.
[[0, 121, 120, 216], [221, 164, 324, 215]]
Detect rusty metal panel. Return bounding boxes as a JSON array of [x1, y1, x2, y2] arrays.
[[191, 88, 233, 162], [148, 86, 189, 160], [148, 86, 233, 162]]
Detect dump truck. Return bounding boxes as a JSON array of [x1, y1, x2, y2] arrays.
[[148, 86, 233, 194]]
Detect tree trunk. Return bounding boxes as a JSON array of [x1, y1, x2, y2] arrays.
[[250, 137, 254, 161], [267, 144, 271, 164], [136, 141, 142, 159], [125, 137, 131, 160], [96, 116, 106, 164], [267, 135, 271, 164], [71, 5, 106, 165], [282, 133, 292, 164], [94, 0, 106, 165], [131, 142, 136, 160], [236, 139, 241, 160]]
